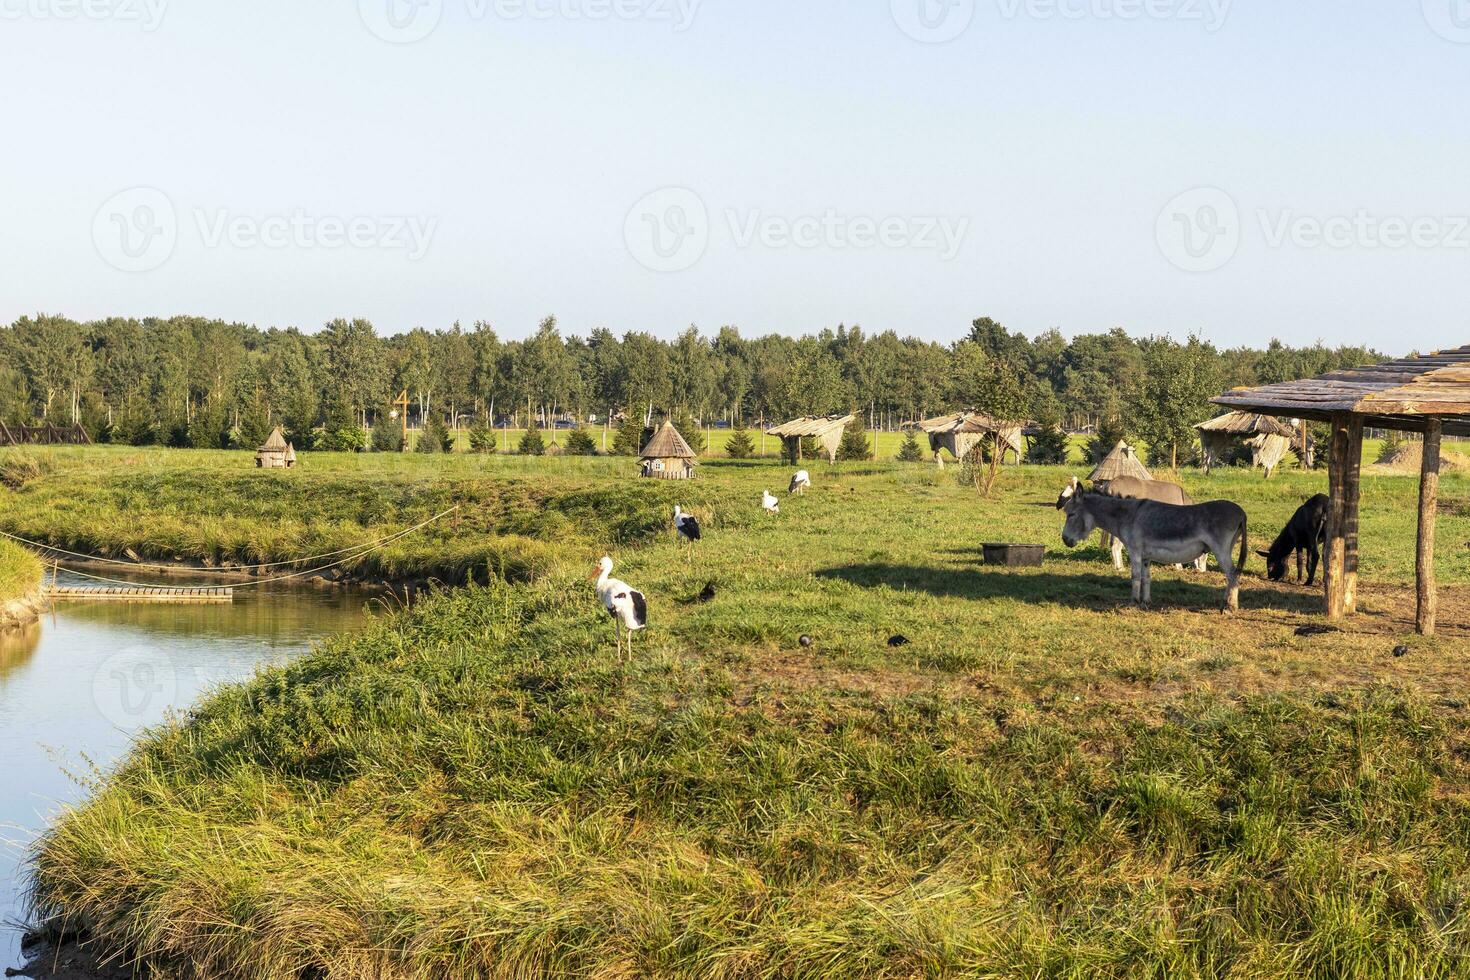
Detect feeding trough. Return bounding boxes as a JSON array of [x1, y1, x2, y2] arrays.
[[982, 542, 1045, 567]]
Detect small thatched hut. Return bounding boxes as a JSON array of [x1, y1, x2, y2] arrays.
[[1195, 412, 1297, 477], [918, 411, 1026, 464], [766, 414, 854, 463], [639, 420, 696, 479], [255, 426, 296, 469], [1088, 440, 1150, 484]]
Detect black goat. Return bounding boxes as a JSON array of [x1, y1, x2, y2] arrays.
[[1258, 493, 1329, 585]]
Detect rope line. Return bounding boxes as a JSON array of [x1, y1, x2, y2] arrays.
[[0, 505, 455, 575], [21, 506, 460, 591]]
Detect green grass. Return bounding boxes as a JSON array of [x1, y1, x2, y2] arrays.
[[0, 537, 41, 605], [22, 448, 1470, 978]]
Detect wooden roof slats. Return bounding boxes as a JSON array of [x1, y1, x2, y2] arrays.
[[766, 414, 855, 438], [639, 421, 696, 459]]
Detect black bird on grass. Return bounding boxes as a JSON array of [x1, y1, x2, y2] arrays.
[[887, 634, 910, 647], [697, 581, 717, 603]]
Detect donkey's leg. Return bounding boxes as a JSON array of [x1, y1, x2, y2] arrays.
[[1141, 560, 1153, 606], [1216, 537, 1240, 613], [1296, 548, 1305, 583], [1305, 541, 1320, 587], [1112, 538, 1125, 572], [1129, 552, 1144, 604]]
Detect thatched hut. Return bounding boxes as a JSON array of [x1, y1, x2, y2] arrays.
[[1087, 440, 1150, 483], [1195, 412, 1297, 477], [638, 420, 696, 479], [255, 426, 296, 469], [766, 414, 854, 463], [918, 411, 1026, 464]]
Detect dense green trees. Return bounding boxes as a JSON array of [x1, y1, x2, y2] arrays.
[[0, 312, 1383, 457]]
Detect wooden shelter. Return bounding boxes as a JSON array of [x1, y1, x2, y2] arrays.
[[1195, 411, 1298, 477], [638, 420, 696, 479], [766, 414, 855, 463], [918, 411, 1026, 464], [1087, 440, 1151, 484], [254, 426, 296, 469], [0, 420, 91, 446], [1215, 346, 1470, 635]]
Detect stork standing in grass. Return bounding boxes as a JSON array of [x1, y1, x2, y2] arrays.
[[673, 505, 701, 559], [592, 555, 646, 659], [789, 469, 811, 495], [762, 489, 780, 515]]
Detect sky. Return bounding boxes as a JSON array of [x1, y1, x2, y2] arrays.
[[2, 0, 1469, 352]]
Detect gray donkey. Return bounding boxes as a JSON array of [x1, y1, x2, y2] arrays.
[[1056, 476, 1207, 573], [1058, 477, 1248, 611]]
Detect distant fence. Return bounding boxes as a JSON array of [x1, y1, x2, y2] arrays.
[[0, 421, 92, 446]]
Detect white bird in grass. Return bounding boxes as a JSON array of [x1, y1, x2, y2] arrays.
[[591, 555, 646, 660], [789, 469, 811, 495], [673, 505, 701, 558], [762, 489, 780, 514]]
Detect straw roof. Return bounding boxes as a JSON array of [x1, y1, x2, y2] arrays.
[[259, 426, 288, 452], [1213, 346, 1470, 435], [639, 420, 696, 459], [919, 410, 1010, 434], [1087, 440, 1151, 483], [766, 414, 854, 438], [1195, 412, 1297, 438]]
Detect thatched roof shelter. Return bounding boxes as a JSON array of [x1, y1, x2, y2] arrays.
[[1195, 412, 1298, 477], [255, 426, 294, 469], [1214, 345, 1470, 634], [638, 420, 696, 479], [766, 414, 854, 463], [918, 411, 1026, 463], [1087, 440, 1151, 483]]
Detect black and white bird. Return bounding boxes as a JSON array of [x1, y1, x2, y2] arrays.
[[789, 469, 811, 495], [591, 555, 646, 659], [762, 489, 780, 515], [673, 505, 701, 558]]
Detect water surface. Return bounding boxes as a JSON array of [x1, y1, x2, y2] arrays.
[[0, 572, 369, 969]]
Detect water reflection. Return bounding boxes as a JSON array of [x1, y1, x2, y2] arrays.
[[0, 571, 369, 968]]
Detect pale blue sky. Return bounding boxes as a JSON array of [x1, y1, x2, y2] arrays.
[[2, 1, 1468, 351]]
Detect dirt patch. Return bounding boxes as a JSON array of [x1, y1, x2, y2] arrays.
[[1371, 442, 1470, 474]]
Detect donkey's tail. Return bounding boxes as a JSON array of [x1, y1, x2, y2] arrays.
[[1237, 515, 1249, 572]]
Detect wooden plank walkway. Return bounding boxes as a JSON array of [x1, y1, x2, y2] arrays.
[[45, 585, 234, 604]]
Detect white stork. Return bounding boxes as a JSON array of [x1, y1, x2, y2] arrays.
[[789, 469, 811, 495], [673, 505, 701, 557], [761, 489, 780, 515], [591, 555, 646, 659]]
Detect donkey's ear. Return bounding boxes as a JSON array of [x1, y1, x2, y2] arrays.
[[1255, 549, 1271, 558]]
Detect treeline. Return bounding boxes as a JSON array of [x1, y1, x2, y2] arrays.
[[0, 312, 1382, 462]]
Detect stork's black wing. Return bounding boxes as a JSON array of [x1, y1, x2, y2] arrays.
[[629, 590, 648, 627], [682, 516, 701, 541]]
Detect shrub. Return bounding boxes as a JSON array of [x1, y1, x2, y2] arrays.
[[1087, 415, 1132, 464], [518, 424, 546, 456], [896, 430, 924, 462], [836, 418, 871, 461], [564, 428, 598, 456], [1027, 410, 1070, 465], [467, 420, 497, 454], [371, 419, 405, 453], [725, 420, 755, 459], [611, 417, 643, 456], [670, 409, 706, 455]]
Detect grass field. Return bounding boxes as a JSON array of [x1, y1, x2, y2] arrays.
[[18, 447, 1470, 978], [0, 538, 41, 606]]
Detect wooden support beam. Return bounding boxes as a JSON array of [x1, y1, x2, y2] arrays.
[[1323, 414, 1361, 620], [1417, 419, 1442, 635], [1342, 416, 1362, 615]]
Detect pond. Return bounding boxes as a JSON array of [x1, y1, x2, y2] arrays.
[[0, 571, 371, 970]]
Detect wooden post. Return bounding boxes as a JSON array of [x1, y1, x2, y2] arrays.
[[1342, 416, 1362, 615], [1416, 419, 1442, 636], [1323, 414, 1356, 620]]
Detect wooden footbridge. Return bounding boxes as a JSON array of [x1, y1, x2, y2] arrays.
[[45, 585, 234, 604]]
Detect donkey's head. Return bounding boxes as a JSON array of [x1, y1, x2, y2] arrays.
[[1059, 478, 1095, 548], [1257, 547, 1289, 581]]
